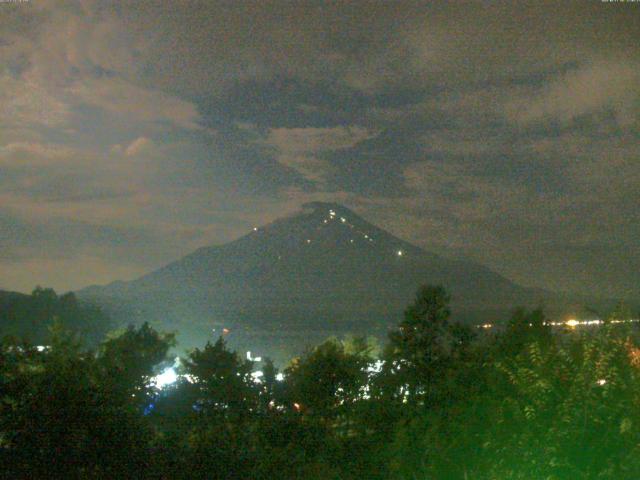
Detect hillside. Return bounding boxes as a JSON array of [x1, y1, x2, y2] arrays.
[[0, 287, 111, 345], [78, 202, 576, 359]]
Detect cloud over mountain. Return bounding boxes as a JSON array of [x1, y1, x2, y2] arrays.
[[0, 1, 638, 298]]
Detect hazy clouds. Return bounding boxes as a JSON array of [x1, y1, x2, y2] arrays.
[[0, 1, 638, 297]]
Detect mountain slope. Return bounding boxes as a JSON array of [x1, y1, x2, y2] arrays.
[[78, 202, 564, 357]]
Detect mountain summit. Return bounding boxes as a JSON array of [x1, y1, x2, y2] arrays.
[[79, 202, 555, 359]]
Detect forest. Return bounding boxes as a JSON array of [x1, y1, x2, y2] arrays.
[[2, 285, 640, 479]]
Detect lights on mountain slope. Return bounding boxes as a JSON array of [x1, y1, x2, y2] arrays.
[[250, 207, 380, 251], [397, 250, 403, 257]]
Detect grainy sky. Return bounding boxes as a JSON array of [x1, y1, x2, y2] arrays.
[[1, 1, 639, 298]]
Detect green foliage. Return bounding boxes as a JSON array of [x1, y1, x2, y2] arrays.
[[381, 285, 475, 408], [97, 322, 175, 410], [0, 322, 173, 478], [285, 337, 372, 417], [388, 304, 640, 480], [2, 285, 640, 479], [183, 336, 257, 418], [0, 287, 113, 346], [498, 306, 552, 357]]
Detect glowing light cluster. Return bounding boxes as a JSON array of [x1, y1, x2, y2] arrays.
[[246, 351, 262, 362], [321, 209, 375, 245], [151, 357, 182, 389], [153, 367, 178, 389], [550, 318, 640, 328], [367, 360, 384, 373], [476, 317, 640, 330]]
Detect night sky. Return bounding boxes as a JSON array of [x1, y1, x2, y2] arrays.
[[1, 1, 638, 299]]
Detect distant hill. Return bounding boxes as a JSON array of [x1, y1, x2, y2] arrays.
[[0, 287, 111, 346], [0, 289, 29, 313], [78, 202, 596, 361]]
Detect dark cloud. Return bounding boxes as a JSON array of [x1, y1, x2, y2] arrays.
[[0, 1, 638, 298]]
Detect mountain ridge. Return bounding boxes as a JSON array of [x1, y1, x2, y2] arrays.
[[77, 202, 581, 359]]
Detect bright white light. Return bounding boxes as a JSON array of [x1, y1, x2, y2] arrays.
[[253, 227, 258, 231], [246, 351, 262, 362], [397, 250, 403, 256], [251, 371, 264, 383], [566, 319, 579, 328], [276, 373, 285, 382], [153, 367, 178, 389], [340, 217, 346, 223], [597, 379, 607, 386], [367, 360, 384, 373], [306, 239, 311, 244]]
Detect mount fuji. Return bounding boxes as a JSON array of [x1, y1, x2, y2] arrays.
[[78, 202, 575, 361]]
